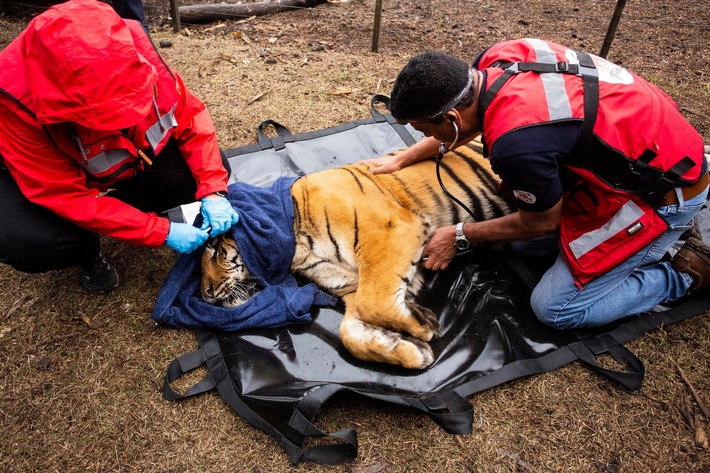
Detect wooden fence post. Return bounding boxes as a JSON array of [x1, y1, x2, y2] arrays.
[[371, 0, 383, 52], [599, 0, 627, 58], [170, 0, 181, 33]]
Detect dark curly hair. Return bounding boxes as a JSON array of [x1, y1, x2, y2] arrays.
[[390, 51, 474, 124]]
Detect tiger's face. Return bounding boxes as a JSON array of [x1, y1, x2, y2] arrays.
[[200, 233, 259, 308]]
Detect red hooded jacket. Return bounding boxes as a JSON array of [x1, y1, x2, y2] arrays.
[[0, 0, 228, 247]]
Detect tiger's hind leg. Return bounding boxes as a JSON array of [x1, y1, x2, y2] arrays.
[[353, 240, 440, 343], [339, 294, 435, 369]]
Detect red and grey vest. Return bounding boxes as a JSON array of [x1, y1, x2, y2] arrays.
[[476, 39, 705, 287]]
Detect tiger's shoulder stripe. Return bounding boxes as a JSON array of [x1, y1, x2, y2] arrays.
[[451, 147, 510, 218], [437, 159, 488, 221], [350, 166, 389, 197], [466, 141, 485, 155], [341, 166, 366, 193], [423, 175, 461, 224], [292, 193, 302, 229], [389, 172, 429, 211], [451, 148, 500, 194], [352, 210, 359, 253], [323, 209, 345, 262], [292, 182, 311, 229], [422, 179, 451, 213]]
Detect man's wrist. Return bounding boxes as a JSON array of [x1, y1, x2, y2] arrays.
[[202, 191, 227, 200]]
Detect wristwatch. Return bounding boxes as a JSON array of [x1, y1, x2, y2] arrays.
[[454, 222, 470, 251]]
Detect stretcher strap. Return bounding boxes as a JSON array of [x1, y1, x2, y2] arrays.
[[162, 348, 215, 401], [404, 390, 474, 434], [499, 251, 710, 393], [284, 384, 358, 465], [570, 338, 645, 391]]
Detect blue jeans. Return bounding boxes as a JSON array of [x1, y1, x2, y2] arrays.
[[526, 186, 708, 329]]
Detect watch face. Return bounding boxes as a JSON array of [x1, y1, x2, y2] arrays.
[[455, 238, 470, 251]]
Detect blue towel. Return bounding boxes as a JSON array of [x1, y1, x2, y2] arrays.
[[151, 177, 337, 331]]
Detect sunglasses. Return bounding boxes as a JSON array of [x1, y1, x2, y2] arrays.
[[394, 69, 474, 125]]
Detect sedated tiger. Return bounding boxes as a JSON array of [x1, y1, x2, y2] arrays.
[[200, 143, 512, 369]]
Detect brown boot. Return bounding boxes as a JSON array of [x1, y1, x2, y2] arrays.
[[671, 221, 710, 295]]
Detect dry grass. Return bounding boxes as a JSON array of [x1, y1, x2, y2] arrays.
[[1, 1, 710, 472]]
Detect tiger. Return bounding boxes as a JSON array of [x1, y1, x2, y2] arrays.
[[201, 142, 512, 369]]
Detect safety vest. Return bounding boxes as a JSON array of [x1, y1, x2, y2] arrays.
[[475, 38, 705, 287]]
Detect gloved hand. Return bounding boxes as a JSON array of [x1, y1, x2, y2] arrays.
[[166, 222, 209, 253], [200, 196, 240, 237]]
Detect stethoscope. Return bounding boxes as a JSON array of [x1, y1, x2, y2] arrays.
[[434, 117, 480, 222], [418, 118, 481, 262]]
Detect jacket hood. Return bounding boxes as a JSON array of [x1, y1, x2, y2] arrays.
[[23, 0, 158, 130]]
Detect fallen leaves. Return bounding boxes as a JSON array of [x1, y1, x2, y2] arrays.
[[220, 52, 239, 64], [496, 448, 530, 471], [246, 89, 271, 106], [327, 86, 359, 96], [203, 23, 226, 33], [240, 33, 254, 46], [3, 294, 33, 322], [79, 312, 105, 330], [350, 461, 390, 473]]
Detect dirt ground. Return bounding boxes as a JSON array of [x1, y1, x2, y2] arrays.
[[1, 0, 709, 472]]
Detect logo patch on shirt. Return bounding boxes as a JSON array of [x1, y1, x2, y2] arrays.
[[565, 49, 634, 85], [513, 190, 537, 204], [627, 221, 644, 235]]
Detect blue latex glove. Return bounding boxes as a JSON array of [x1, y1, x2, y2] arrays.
[[166, 222, 209, 253], [200, 196, 240, 237]]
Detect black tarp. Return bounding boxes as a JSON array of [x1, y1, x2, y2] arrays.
[[161, 98, 710, 465]]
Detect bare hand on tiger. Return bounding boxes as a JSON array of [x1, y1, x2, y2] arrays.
[[421, 225, 458, 271], [357, 155, 403, 175], [359, 136, 442, 175]]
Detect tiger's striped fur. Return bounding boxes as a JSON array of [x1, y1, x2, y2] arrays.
[[201, 143, 512, 369]]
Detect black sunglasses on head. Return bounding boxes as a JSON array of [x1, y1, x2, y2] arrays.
[[393, 69, 474, 125]]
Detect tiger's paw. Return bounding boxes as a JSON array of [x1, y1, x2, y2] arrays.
[[340, 318, 435, 369], [407, 303, 440, 342], [394, 337, 435, 369]]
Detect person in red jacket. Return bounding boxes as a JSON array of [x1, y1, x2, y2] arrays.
[[363, 40, 710, 329], [0, 0, 239, 293]]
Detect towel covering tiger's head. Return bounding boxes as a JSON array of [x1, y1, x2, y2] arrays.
[[201, 142, 512, 369], [200, 233, 259, 308]]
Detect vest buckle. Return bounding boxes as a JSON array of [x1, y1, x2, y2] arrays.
[[555, 61, 569, 72]]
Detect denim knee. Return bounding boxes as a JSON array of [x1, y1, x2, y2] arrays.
[[530, 286, 575, 329]]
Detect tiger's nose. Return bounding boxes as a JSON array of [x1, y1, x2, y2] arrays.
[[203, 285, 215, 299]]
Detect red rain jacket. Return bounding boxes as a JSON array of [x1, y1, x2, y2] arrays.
[[0, 0, 228, 247]]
